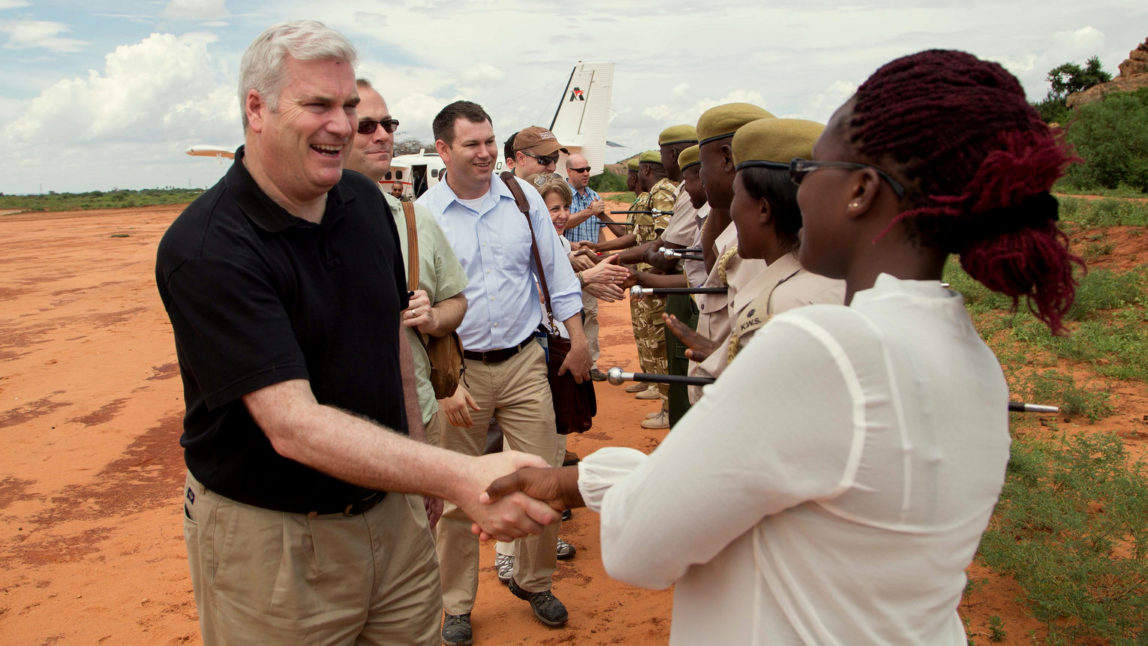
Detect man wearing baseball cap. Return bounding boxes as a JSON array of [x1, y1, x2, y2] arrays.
[[512, 126, 569, 177]]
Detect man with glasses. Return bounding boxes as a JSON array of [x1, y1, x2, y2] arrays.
[[512, 126, 567, 177], [561, 152, 608, 381], [344, 77, 469, 475]]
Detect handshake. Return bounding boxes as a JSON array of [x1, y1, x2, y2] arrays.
[[460, 452, 584, 542]]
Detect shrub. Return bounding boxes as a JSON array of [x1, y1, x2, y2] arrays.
[[1062, 88, 1148, 192], [589, 170, 628, 193]]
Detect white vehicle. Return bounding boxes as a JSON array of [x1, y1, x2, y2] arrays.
[[189, 61, 615, 200]]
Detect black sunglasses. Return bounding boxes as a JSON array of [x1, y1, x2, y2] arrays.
[[568, 166, 591, 173], [357, 117, 400, 135], [789, 158, 906, 199], [522, 151, 559, 166]]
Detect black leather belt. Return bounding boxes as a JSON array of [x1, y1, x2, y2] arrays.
[[463, 335, 534, 364], [308, 491, 385, 517]]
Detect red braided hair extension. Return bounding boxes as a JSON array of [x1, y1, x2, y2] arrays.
[[850, 50, 1083, 334]]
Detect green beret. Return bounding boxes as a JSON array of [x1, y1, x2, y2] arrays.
[[658, 124, 698, 146], [638, 150, 663, 165], [732, 118, 824, 170], [627, 158, 640, 171], [696, 103, 775, 146], [678, 144, 700, 171]]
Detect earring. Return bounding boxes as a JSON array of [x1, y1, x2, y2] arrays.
[[849, 201, 860, 208]]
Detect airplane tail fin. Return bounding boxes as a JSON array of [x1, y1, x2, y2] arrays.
[[549, 62, 613, 176]]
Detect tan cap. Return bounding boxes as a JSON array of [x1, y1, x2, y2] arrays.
[[658, 124, 698, 146], [678, 144, 700, 171], [638, 150, 663, 165], [696, 103, 775, 145], [513, 126, 568, 155], [732, 118, 824, 169], [627, 158, 640, 171]]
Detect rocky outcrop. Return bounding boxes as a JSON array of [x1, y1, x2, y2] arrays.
[[1067, 38, 1148, 108]]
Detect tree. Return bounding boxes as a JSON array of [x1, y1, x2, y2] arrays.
[[1032, 56, 1112, 124], [1047, 56, 1112, 102], [394, 137, 432, 156]]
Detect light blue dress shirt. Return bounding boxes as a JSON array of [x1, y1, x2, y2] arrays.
[[418, 174, 583, 353]]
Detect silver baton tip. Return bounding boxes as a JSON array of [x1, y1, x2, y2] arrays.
[[606, 367, 626, 385], [630, 285, 645, 300]]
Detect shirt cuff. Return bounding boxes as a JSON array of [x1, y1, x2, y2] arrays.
[[578, 447, 648, 513]]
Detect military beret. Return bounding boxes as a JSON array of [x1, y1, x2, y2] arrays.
[[638, 150, 663, 165], [678, 144, 700, 171], [627, 158, 640, 171], [696, 103, 775, 146], [732, 118, 825, 170], [658, 124, 698, 146]]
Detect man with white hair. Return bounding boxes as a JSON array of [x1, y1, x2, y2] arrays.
[[156, 21, 556, 645]]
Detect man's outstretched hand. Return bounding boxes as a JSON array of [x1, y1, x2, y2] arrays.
[[472, 465, 583, 540], [459, 453, 562, 542]]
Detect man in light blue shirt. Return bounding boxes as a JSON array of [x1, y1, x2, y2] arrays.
[[562, 152, 608, 380], [417, 100, 589, 644]]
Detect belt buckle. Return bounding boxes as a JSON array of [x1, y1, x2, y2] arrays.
[[343, 491, 382, 516]]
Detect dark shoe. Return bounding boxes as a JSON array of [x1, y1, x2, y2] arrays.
[[561, 508, 572, 521], [508, 578, 568, 627], [562, 450, 580, 466], [590, 368, 607, 382], [556, 537, 576, 560], [441, 613, 472, 645]]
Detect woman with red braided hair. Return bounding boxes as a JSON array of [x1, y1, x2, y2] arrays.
[[482, 49, 1081, 645]]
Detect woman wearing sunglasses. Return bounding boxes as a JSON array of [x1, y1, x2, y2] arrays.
[[485, 49, 1081, 644]]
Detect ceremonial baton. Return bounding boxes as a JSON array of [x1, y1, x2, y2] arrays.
[[631, 285, 727, 300], [609, 368, 1059, 413], [607, 367, 714, 387], [597, 221, 635, 227], [609, 210, 673, 215], [662, 247, 702, 256]]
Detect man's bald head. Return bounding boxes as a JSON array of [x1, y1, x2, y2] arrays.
[[566, 152, 592, 190]]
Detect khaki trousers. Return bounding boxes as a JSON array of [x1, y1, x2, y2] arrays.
[[183, 472, 441, 645], [582, 289, 600, 368], [436, 341, 560, 614]]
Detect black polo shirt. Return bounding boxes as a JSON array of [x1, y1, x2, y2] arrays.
[[156, 147, 409, 513]]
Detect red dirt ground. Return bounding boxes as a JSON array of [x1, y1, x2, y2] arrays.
[[0, 201, 1142, 644]]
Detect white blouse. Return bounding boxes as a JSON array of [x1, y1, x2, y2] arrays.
[[579, 274, 1010, 645]]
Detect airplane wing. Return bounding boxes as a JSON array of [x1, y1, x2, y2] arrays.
[[186, 145, 235, 159]]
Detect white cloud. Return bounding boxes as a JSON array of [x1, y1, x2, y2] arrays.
[[0, 19, 87, 52], [0, 0, 30, 8], [2, 30, 240, 192], [163, 0, 229, 20]]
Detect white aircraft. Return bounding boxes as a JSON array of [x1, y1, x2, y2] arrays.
[[187, 61, 615, 199]]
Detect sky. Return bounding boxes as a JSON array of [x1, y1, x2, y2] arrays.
[[0, 0, 1144, 195]]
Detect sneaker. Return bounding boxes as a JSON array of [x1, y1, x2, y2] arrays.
[[556, 537, 576, 560], [624, 382, 647, 393], [641, 410, 669, 429], [495, 552, 514, 585], [508, 578, 568, 627], [441, 613, 472, 645], [634, 385, 661, 400], [590, 368, 607, 382], [645, 409, 663, 419]]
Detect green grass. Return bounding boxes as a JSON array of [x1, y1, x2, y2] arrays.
[[1057, 195, 1148, 230], [979, 433, 1148, 645], [1055, 184, 1148, 199], [0, 188, 204, 212]]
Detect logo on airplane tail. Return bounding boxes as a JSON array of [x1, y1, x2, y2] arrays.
[[569, 87, 585, 102]]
